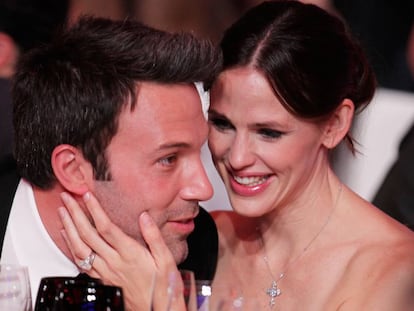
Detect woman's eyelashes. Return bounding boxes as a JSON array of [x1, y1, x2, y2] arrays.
[[209, 116, 234, 131], [257, 128, 283, 139], [209, 115, 284, 140]]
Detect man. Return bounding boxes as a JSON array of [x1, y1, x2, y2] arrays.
[[373, 123, 414, 230], [0, 16, 221, 302]]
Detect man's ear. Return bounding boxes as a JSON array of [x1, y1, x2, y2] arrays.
[[0, 32, 18, 78], [51, 145, 93, 195], [322, 98, 354, 149]]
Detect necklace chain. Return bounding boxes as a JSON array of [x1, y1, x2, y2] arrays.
[[259, 183, 343, 309]]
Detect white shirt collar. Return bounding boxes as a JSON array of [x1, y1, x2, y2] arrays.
[[1, 179, 80, 306]]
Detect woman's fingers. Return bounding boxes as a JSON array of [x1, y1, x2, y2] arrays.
[[58, 194, 119, 281], [60, 228, 101, 279], [139, 212, 187, 311], [81, 192, 140, 259], [58, 191, 184, 311], [139, 212, 177, 268], [58, 205, 90, 257], [59, 192, 118, 260]]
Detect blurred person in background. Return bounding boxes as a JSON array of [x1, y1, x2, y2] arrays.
[[67, 0, 133, 26], [0, 0, 69, 158]]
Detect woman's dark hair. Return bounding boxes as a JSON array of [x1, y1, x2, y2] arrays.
[[218, 0, 377, 152]]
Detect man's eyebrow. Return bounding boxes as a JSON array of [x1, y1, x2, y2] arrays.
[[157, 142, 190, 150]]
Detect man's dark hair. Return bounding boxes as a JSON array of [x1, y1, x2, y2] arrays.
[[13, 16, 221, 189]]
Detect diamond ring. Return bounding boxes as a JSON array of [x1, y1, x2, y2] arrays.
[[78, 251, 96, 271]]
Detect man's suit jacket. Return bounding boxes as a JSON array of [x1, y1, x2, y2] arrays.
[[0, 154, 218, 280], [373, 123, 414, 230], [0, 154, 19, 251], [0, 79, 14, 158]]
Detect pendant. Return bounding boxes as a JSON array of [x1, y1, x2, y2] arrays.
[[266, 280, 281, 308]]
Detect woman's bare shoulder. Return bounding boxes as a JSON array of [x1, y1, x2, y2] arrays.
[[340, 238, 414, 310], [347, 198, 414, 271], [342, 211, 414, 280], [343, 193, 414, 244], [332, 207, 414, 310]]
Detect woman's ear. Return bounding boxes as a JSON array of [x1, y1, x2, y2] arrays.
[[51, 144, 93, 195], [322, 98, 354, 149]]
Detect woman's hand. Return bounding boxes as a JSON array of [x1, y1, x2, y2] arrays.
[[58, 191, 186, 311]]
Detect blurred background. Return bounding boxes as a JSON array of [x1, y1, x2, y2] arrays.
[[62, 0, 414, 94]]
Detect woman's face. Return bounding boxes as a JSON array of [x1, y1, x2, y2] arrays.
[[208, 67, 329, 217]]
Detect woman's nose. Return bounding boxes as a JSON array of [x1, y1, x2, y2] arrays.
[[227, 134, 255, 171]]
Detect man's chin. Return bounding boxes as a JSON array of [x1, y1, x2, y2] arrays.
[[171, 241, 189, 265]]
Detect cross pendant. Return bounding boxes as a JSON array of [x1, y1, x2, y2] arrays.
[[266, 280, 281, 308]]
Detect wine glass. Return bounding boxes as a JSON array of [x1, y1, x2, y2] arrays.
[[0, 264, 32, 311], [195, 280, 212, 311], [35, 275, 124, 310], [209, 283, 261, 311], [35, 275, 102, 310], [180, 270, 197, 311]]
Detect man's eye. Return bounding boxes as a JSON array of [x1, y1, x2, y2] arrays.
[[209, 117, 233, 131], [158, 155, 177, 166], [258, 128, 283, 139]]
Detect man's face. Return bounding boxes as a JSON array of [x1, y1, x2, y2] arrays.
[[92, 82, 213, 264]]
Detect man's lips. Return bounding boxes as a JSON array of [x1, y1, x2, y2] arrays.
[[167, 217, 196, 235]]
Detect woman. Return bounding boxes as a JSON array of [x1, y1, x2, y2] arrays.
[[207, 1, 414, 310], [59, 1, 414, 310]]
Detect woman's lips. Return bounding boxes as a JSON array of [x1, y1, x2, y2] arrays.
[[229, 173, 272, 196]]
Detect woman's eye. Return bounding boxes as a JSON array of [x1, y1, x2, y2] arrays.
[[158, 155, 177, 166], [209, 117, 233, 131], [258, 128, 283, 139]]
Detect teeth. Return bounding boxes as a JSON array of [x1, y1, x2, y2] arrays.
[[233, 175, 268, 186]]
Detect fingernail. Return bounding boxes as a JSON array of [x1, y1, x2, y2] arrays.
[[140, 212, 153, 226], [60, 192, 70, 203], [83, 192, 91, 202]]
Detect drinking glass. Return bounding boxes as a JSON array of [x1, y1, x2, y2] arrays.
[[35, 275, 124, 310], [0, 264, 32, 311], [195, 280, 211, 311], [208, 283, 261, 311], [215, 297, 262, 311], [179, 270, 197, 311]]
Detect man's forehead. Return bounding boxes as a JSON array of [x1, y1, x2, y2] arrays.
[[131, 81, 207, 117], [132, 84, 204, 121], [113, 81, 208, 148]]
